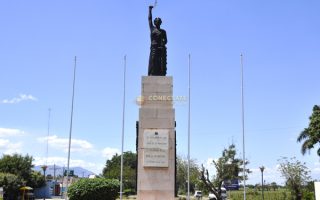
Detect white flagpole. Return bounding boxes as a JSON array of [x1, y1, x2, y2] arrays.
[[120, 55, 127, 200], [187, 54, 191, 200], [240, 53, 246, 200], [46, 108, 51, 166], [65, 56, 77, 200]]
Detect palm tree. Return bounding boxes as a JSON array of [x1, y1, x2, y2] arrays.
[[297, 105, 320, 155]]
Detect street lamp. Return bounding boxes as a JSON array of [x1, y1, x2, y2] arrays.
[[259, 166, 265, 200]]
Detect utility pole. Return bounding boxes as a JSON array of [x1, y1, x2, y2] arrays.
[[50, 164, 61, 182], [54, 164, 56, 181]]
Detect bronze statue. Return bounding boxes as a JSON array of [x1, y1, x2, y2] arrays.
[[148, 5, 167, 76]]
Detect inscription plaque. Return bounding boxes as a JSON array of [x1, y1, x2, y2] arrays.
[[143, 129, 169, 167]]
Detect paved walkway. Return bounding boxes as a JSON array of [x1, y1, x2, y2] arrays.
[[35, 197, 65, 200]]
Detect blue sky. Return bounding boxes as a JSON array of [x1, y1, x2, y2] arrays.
[[1, 0, 320, 185]]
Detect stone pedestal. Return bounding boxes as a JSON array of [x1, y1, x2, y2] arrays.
[[137, 76, 175, 200]]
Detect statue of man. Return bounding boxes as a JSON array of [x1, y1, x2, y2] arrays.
[[148, 5, 167, 76]]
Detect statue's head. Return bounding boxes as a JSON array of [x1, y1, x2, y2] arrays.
[[154, 17, 162, 27]]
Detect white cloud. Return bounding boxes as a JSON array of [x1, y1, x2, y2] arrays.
[[203, 157, 217, 179], [37, 135, 94, 153], [1, 94, 38, 104], [313, 168, 320, 174], [206, 158, 214, 166], [203, 157, 285, 185], [311, 162, 320, 175], [248, 165, 284, 185], [0, 127, 25, 137], [0, 138, 22, 154], [102, 147, 120, 160]]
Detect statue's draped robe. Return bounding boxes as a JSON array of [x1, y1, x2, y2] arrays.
[[148, 27, 167, 76]]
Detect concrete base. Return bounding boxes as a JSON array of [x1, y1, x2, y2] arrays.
[[137, 76, 175, 200]]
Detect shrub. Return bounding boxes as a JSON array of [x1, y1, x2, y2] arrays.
[[303, 191, 315, 200], [0, 173, 22, 200], [124, 188, 136, 196], [67, 178, 120, 200]]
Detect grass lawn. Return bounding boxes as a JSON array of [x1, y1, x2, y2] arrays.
[[116, 189, 315, 200], [117, 195, 203, 200], [228, 189, 292, 200]]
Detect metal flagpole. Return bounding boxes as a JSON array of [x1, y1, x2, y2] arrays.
[[187, 54, 191, 200], [120, 55, 127, 200], [46, 108, 51, 166], [65, 56, 77, 200], [240, 54, 246, 200], [41, 108, 51, 200]]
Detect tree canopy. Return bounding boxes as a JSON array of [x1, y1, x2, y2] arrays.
[[297, 105, 320, 155], [0, 173, 22, 199], [278, 157, 311, 200], [102, 151, 137, 193], [0, 154, 33, 182], [176, 156, 201, 195], [200, 144, 250, 200], [0, 154, 45, 193]]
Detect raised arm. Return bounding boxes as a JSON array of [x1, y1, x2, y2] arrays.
[[148, 6, 153, 30]]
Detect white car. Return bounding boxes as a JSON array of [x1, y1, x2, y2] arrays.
[[208, 193, 217, 200], [208, 188, 227, 200], [194, 190, 202, 198]]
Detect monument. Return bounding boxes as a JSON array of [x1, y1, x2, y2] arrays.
[[148, 5, 167, 76], [136, 5, 176, 200]]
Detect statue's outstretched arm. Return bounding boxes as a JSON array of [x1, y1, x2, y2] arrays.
[[148, 6, 153, 30]]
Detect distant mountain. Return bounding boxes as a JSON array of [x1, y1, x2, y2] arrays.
[[33, 165, 96, 178]]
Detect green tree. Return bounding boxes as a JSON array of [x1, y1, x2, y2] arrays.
[[278, 157, 311, 200], [29, 171, 45, 188], [102, 151, 136, 193], [176, 156, 201, 195], [0, 154, 33, 182], [303, 181, 315, 200], [0, 173, 22, 200], [0, 154, 45, 189], [200, 144, 250, 200], [297, 105, 320, 155], [270, 182, 278, 191]]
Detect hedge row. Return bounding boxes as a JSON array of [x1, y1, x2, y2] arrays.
[[67, 178, 120, 200]]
